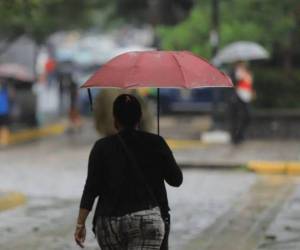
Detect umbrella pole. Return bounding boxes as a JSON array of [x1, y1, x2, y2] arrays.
[[87, 88, 93, 111], [157, 88, 160, 135]]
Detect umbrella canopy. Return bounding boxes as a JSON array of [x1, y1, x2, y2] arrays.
[[212, 41, 269, 65], [81, 51, 232, 89], [81, 50, 232, 135], [0, 63, 35, 82]]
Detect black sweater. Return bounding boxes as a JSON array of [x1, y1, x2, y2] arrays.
[[80, 129, 183, 222]]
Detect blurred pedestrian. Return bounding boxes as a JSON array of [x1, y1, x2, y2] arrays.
[[229, 61, 254, 144], [93, 89, 154, 136], [67, 74, 82, 131], [45, 56, 57, 88], [75, 94, 182, 249], [0, 81, 10, 146], [57, 61, 74, 113]]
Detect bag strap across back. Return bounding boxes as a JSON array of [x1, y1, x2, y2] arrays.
[[117, 134, 158, 208]]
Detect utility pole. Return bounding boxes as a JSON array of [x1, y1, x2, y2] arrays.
[[211, 0, 220, 56], [210, 0, 220, 129]]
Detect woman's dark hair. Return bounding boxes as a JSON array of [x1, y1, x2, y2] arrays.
[[113, 94, 142, 128]]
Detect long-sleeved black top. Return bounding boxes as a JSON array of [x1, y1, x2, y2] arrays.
[[80, 129, 183, 223]]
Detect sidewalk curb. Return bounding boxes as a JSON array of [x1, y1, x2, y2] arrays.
[[166, 139, 206, 150], [4, 122, 66, 146], [177, 160, 300, 175], [0, 192, 27, 212], [247, 161, 300, 175], [179, 162, 244, 170]]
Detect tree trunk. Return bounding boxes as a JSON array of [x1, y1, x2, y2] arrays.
[[283, 32, 294, 72]]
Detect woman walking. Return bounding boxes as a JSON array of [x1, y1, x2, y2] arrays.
[[74, 94, 183, 249]]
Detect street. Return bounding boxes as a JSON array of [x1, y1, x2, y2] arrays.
[[0, 127, 299, 250], [1, 1, 300, 249]]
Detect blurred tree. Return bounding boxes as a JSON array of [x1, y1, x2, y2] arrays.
[[0, 0, 195, 46], [223, 0, 300, 70], [158, 0, 300, 69], [100, 0, 194, 25], [0, 0, 106, 45], [158, 2, 211, 57]]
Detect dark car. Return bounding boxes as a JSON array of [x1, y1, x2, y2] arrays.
[[160, 88, 230, 114]]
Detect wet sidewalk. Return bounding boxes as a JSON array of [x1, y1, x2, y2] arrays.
[[173, 139, 300, 170], [184, 175, 300, 250], [1, 117, 300, 249], [258, 182, 300, 250], [185, 175, 295, 250], [160, 115, 300, 173], [2, 116, 300, 172]]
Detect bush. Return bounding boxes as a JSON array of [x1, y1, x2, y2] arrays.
[[252, 67, 300, 109]]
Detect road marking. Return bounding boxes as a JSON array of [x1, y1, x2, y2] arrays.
[[185, 175, 294, 250], [0, 192, 26, 211], [6, 123, 66, 145], [248, 161, 300, 175]]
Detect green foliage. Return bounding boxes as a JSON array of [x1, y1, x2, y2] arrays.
[[253, 67, 300, 108], [158, 4, 211, 57], [0, 0, 195, 43], [99, 0, 194, 25], [158, 0, 300, 64], [0, 0, 106, 43], [158, 0, 300, 108]]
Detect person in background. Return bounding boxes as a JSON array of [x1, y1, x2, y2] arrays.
[[45, 56, 57, 88], [56, 61, 74, 113], [0, 81, 10, 146], [93, 89, 155, 136], [229, 61, 254, 144], [74, 94, 182, 249], [68, 74, 82, 132]]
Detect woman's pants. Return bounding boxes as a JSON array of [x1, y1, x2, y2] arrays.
[[96, 207, 165, 250], [160, 214, 170, 250]]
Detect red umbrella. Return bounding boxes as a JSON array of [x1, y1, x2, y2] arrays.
[[81, 51, 233, 134], [0, 63, 35, 82], [82, 50, 231, 89]]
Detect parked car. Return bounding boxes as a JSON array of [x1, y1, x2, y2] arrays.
[[159, 88, 230, 114]]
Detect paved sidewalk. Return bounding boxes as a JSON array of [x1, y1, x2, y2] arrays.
[[1, 117, 300, 249], [257, 180, 300, 250], [2, 117, 300, 172], [185, 175, 294, 250], [160, 115, 300, 173], [172, 140, 300, 173], [1, 118, 299, 214], [0, 120, 66, 211]]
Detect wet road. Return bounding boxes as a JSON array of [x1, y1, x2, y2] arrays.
[[0, 128, 297, 250], [0, 170, 256, 250]]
